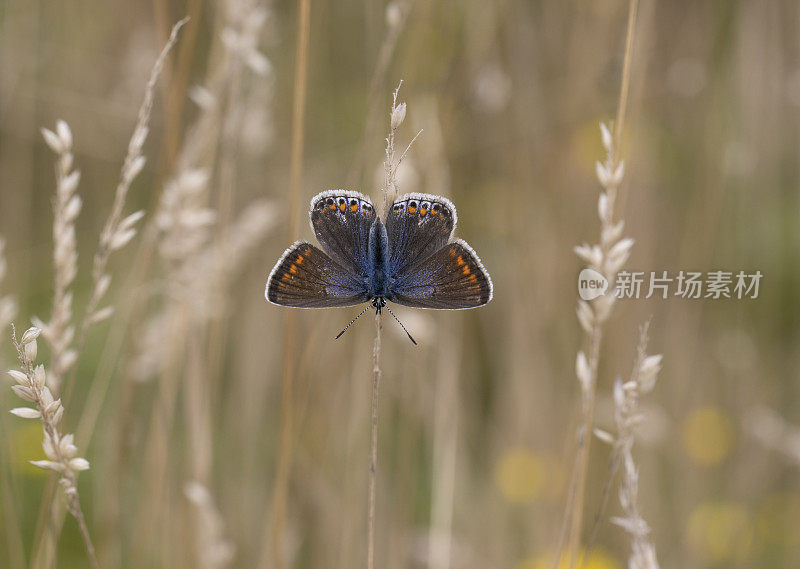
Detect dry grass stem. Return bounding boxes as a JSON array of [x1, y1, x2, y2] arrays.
[[217, 0, 271, 227], [156, 169, 215, 265], [24, 17, 190, 564], [428, 325, 460, 569], [34, 121, 81, 395], [367, 309, 382, 569], [560, 120, 632, 568], [382, 81, 420, 212], [349, 0, 415, 187], [366, 81, 415, 569], [266, 2, 309, 568], [604, 323, 661, 569], [8, 326, 98, 569], [131, 197, 275, 383], [138, 18, 275, 559], [185, 481, 235, 569], [559, 1, 640, 565], [79, 17, 188, 351], [204, 3, 272, 448]]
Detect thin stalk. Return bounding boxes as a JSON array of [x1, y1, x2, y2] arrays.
[[584, 322, 652, 561], [567, 325, 602, 567], [367, 311, 382, 569], [264, 2, 310, 568], [161, 0, 203, 174], [0, 399, 25, 569], [563, 0, 639, 566], [347, 0, 415, 188], [68, 498, 99, 569], [11, 327, 99, 569], [613, 0, 639, 164], [74, 17, 188, 366]]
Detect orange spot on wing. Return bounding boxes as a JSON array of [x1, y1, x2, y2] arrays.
[[295, 255, 304, 265], [419, 208, 427, 216], [339, 203, 346, 212], [408, 206, 416, 213], [282, 273, 291, 282], [456, 255, 465, 266], [289, 265, 298, 274], [449, 248, 456, 257], [469, 274, 477, 283], [350, 203, 358, 212], [462, 265, 471, 275], [329, 204, 336, 210]]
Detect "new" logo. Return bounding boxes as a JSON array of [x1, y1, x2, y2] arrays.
[[578, 268, 608, 301]]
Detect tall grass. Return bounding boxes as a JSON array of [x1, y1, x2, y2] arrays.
[[607, 322, 661, 569], [368, 308, 382, 569], [559, 1, 641, 565], [8, 326, 96, 569], [266, 1, 309, 567], [366, 82, 416, 569], [21, 21, 189, 569], [36, 121, 81, 395]]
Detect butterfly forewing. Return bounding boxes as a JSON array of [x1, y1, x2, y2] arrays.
[[389, 239, 493, 309], [265, 242, 370, 308], [310, 190, 375, 277], [385, 193, 457, 274]]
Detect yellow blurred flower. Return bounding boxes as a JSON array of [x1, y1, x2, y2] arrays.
[[10, 421, 49, 477], [687, 501, 753, 563], [519, 547, 620, 569], [682, 407, 734, 466], [495, 448, 545, 504]]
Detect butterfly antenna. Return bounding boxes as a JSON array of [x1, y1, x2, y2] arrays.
[[384, 306, 417, 345], [335, 305, 371, 340]]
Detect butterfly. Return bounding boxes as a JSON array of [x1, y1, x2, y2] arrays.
[[265, 190, 492, 339]]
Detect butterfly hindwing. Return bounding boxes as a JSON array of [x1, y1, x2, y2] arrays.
[[388, 239, 493, 309], [309, 190, 375, 277], [385, 193, 457, 274], [265, 242, 370, 308]]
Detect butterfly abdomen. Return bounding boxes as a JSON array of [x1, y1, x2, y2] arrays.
[[367, 218, 391, 298]]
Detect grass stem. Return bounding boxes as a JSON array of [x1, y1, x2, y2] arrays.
[[562, 1, 639, 566], [368, 310, 382, 569], [265, 2, 310, 568]]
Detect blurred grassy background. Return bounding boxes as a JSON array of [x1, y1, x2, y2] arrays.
[[1, 0, 800, 568]]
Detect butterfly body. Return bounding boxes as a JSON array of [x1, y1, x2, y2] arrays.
[[266, 190, 492, 312], [367, 218, 391, 300]]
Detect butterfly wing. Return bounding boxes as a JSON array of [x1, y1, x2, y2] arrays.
[[309, 190, 376, 276], [388, 239, 493, 309], [385, 193, 457, 273], [265, 242, 370, 308]]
